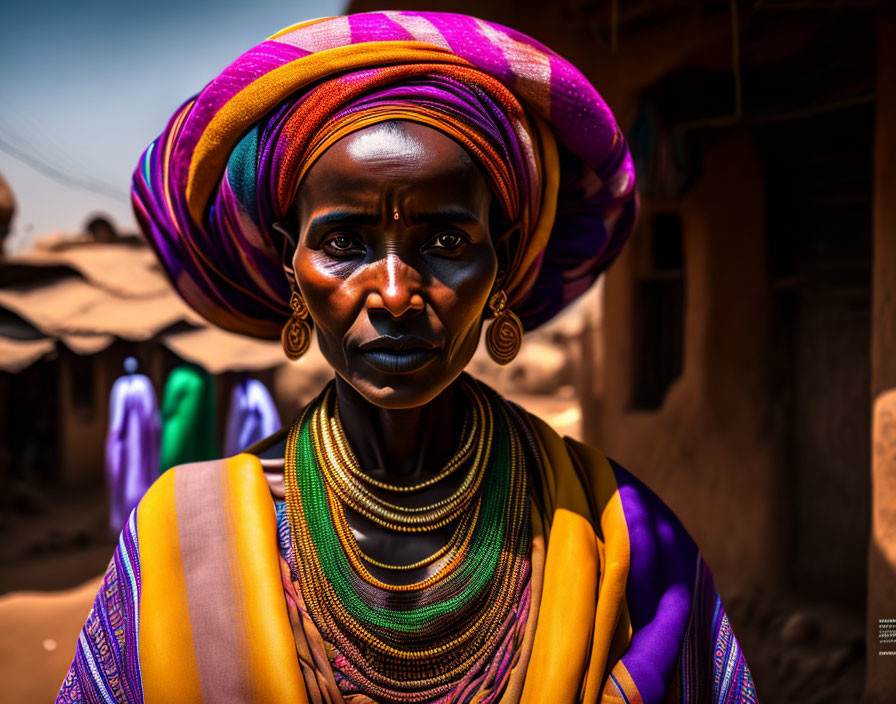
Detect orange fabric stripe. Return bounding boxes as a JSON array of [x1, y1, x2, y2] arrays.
[[566, 439, 633, 704], [520, 508, 597, 704], [224, 454, 307, 702], [138, 457, 305, 702], [520, 418, 638, 704], [275, 61, 528, 218], [604, 661, 644, 704], [529, 415, 593, 521], [289, 103, 517, 219], [505, 116, 558, 308], [521, 417, 597, 704], [186, 42, 472, 223], [137, 469, 202, 703]]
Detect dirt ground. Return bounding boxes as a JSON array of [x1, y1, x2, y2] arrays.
[[725, 587, 866, 703], [0, 576, 101, 702], [0, 482, 113, 700]]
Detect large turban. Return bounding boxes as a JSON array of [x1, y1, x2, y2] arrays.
[[132, 11, 637, 337]]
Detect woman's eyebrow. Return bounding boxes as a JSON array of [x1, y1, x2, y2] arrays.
[[309, 210, 379, 228], [309, 207, 481, 228], [412, 207, 479, 224]]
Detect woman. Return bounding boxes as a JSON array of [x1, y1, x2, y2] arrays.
[[59, 12, 756, 704]]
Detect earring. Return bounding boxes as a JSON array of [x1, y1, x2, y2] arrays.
[[486, 291, 523, 365], [281, 289, 312, 361]]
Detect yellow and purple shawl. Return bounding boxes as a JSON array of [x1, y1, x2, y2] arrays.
[[59, 407, 756, 704], [131, 11, 636, 335]]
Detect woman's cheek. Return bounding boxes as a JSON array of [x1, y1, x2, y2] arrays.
[[449, 259, 497, 313], [429, 243, 496, 287], [296, 254, 355, 317]]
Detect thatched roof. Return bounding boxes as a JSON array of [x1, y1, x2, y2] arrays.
[[0, 235, 286, 374]]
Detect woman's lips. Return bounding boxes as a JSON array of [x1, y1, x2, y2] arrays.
[[357, 336, 440, 373], [360, 348, 439, 373]]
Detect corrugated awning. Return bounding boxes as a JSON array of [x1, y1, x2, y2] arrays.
[[162, 326, 288, 374], [0, 277, 202, 341], [0, 240, 298, 374], [12, 243, 170, 298], [0, 337, 55, 373], [60, 333, 115, 355]]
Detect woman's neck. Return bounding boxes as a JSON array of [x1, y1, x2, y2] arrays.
[[333, 374, 461, 479]]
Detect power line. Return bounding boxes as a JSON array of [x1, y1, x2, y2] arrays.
[[0, 115, 97, 188], [0, 134, 130, 202]]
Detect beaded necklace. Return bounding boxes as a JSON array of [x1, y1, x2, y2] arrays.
[[330, 395, 477, 494], [283, 378, 531, 702], [317, 385, 491, 532]]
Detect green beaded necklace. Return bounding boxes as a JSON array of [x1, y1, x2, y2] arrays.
[[283, 378, 531, 701]]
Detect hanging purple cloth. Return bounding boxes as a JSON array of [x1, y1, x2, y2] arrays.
[[105, 361, 161, 535], [224, 378, 281, 457]]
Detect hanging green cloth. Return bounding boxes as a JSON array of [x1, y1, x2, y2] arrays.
[[159, 365, 217, 471]]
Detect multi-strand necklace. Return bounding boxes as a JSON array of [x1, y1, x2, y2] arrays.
[[283, 378, 531, 703], [318, 385, 489, 533]]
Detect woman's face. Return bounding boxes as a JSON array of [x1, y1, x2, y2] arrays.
[[291, 121, 499, 409]]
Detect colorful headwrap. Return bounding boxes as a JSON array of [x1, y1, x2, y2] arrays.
[[132, 11, 637, 336]]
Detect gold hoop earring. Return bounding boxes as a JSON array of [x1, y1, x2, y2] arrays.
[[486, 291, 523, 365], [281, 290, 312, 361]]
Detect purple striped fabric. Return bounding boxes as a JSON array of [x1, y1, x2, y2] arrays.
[[57, 511, 143, 704], [610, 460, 757, 703]]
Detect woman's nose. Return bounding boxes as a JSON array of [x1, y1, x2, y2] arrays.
[[366, 252, 425, 318]]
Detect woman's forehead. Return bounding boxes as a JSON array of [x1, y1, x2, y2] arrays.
[[307, 123, 475, 180], [345, 121, 472, 162], [344, 124, 428, 164], [297, 123, 490, 217]]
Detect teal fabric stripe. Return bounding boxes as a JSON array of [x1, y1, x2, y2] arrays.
[[227, 126, 260, 224]]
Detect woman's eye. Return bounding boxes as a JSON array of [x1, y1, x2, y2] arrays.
[[330, 235, 353, 249], [427, 231, 468, 252], [322, 233, 363, 256]]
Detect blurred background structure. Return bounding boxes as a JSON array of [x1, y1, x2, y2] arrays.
[[2, 1, 895, 703]]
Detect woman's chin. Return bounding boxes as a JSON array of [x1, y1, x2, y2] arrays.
[[338, 363, 461, 410]]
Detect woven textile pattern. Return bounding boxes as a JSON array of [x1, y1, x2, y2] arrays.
[[57, 511, 142, 704], [675, 556, 757, 704]]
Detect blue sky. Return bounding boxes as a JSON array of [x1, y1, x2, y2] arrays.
[[0, 0, 346, 251]]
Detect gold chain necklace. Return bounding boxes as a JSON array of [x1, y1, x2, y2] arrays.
[[282, 380, 532, 697], [330, 395, 477, 493], [314, 383, 492, 533]]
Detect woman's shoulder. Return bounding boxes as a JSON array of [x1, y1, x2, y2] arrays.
[[517, 403, 699, 559], [519, 408, 756, 703], [141, 453, 273, 524], [512, 402, 636, 493]]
